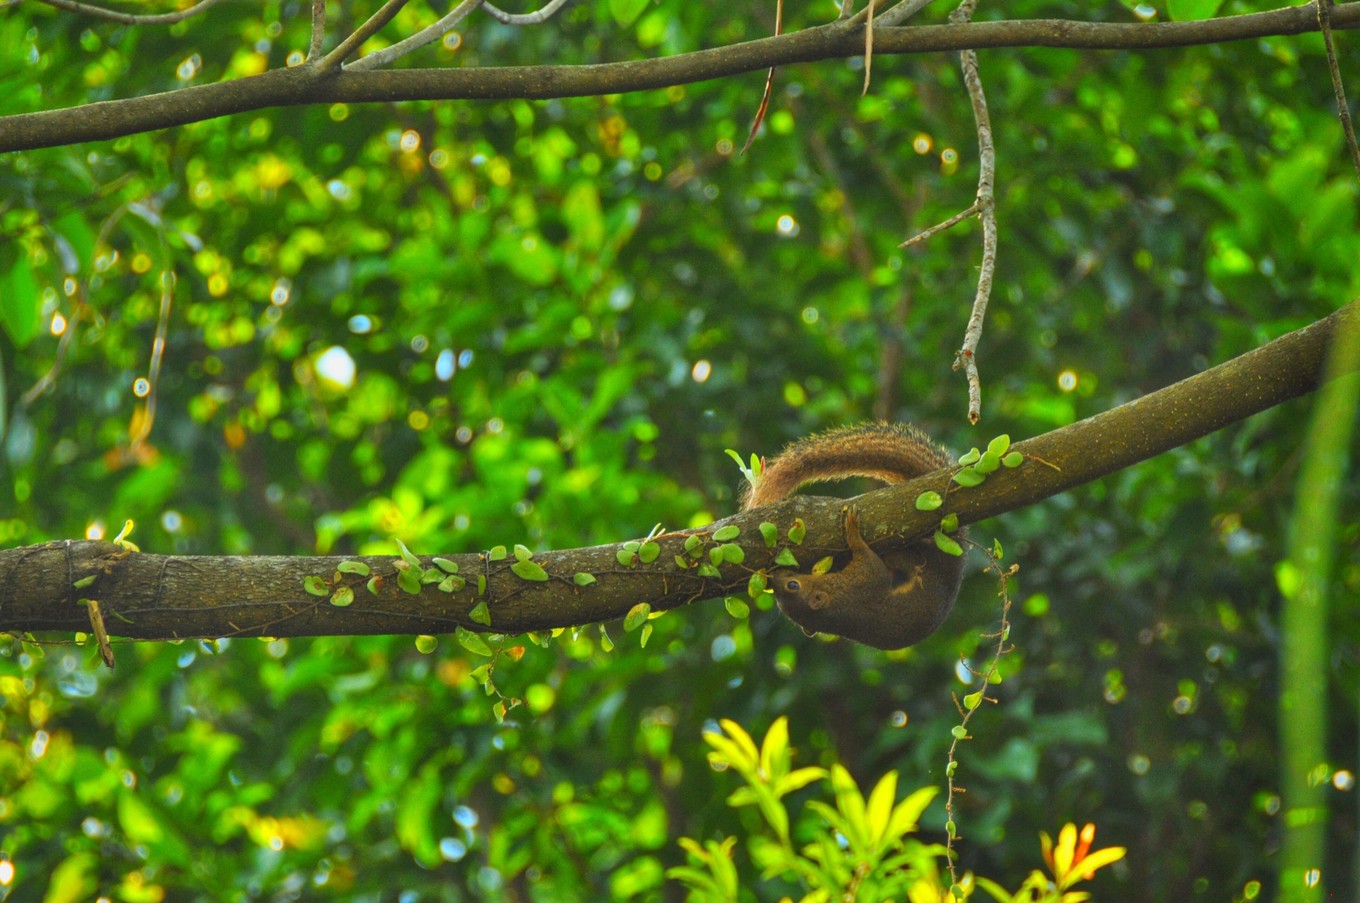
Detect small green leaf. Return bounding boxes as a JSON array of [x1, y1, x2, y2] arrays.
[[366, 576, 382, 595], [640, 623, 653, 647], [456, 626, 493, 656], [673, 555, 689, 569], [934, 531, 964, 556], [774, 549, 799, 567], [940, 513, 959, 533], [573, 572, 597, 586], [488, 545, 507, 561], [329, 585, 355, 607], [468, 600, 492, 626], [432, 558, 458, 574], [303, 575, 330, 597], [511, 560, 550, 582], [950, 726, 968, 739], [788, 519, 806, 544], [337, 560, 370, 576], [708, 546, 726, 566], [638, 541, 661, 563], [397, 569, 422, 594], [624, 602, 651, 631], [759, 522, 778, 547], [438, 575, 466, 593], [721, 543, 745, 564], [946, 761, 958, 777], [747, 572, 766, 598], [992, 538, 1004, 558], [713, 525, 740, 542], [684, 534, 704, 555], [697, 563, 721, 579], [952, 468, 986, 487], [513, 544, 533, 562], [725, 596, 750, 619], [72, 575, 97, 589], [915, 491, 943, 511], [395, 538, 421, 569], [811, 555, 834, 576], [617, 547, 638, 567], [1002, 451, 1024, 468], [986, 434, 1011, 457], [963, 691, 983, 710], [415, 635, 437, 654], [599, 625, 614, 652], [477, 575, 487, 595], [958, 448, 981, 465], [974, 451, 1000, 474], [420, 567, 445, 584]]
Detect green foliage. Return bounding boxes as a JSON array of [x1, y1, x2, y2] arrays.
[[673, 720, 1125, 902], [1, 0, 1358, 899]]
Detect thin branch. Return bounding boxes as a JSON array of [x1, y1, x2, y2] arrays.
[[30, 0, 220, 25], [950, 0, 996, 425], [319, 0, 414, 71], [843, 0, 941, 27], [900, 200, 979, 247], [4, 3, 1360, 153], [878, 0, 936, 27], [345, 0, 484, 71], [309, 0, 326, 61], [482, 0, 571, 26], [1314, 0, 1360, 182]]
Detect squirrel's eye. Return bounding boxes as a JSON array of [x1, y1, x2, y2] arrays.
[[784, 579, 800, 591]]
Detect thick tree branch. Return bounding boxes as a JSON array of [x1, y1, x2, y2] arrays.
[[2, 3, 1358, 153], [1, 301, 1355, 641]]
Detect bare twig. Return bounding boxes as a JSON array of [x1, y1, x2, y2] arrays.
[[319, 0, 415, 71], [309, 0, 326, 61], [481, 0, 571, 26], [345, 0, 484, 71], [1314, 0, 1360, 182], [900, 200, 980, 247], [30, 0, 220, 25], [878, 0, 936, 27], [950, 0, 996, 425], [844, 0, 935, 28]]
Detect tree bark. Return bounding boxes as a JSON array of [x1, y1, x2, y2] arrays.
[[1, 301, 1355, 641]]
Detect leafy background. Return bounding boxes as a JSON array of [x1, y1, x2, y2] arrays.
[[1, 0, 1358, 899]]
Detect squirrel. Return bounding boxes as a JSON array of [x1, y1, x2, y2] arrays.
[[740, 421, 966, 650]]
